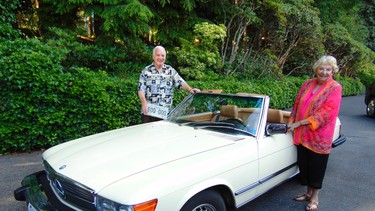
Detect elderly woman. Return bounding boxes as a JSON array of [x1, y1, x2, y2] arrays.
[[288, 56, 342, 211]]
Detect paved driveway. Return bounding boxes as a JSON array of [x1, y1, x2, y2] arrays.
[[1, 151, 43, 211]]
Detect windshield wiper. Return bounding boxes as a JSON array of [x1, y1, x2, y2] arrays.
[[190, 122, 255, 137], [177, 121, 232, 127], [176, 121, 255, 137]]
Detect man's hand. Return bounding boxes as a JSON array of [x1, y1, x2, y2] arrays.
[[189, 88, 201, 94]]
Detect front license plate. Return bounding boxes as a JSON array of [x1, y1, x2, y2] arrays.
[[147, 104, 169, 119]]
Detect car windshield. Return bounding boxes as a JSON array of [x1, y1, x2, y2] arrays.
[[167, 93, 265, 136]]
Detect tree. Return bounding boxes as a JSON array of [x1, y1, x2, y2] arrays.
[[172, 22, 226, 79], [220, 0, 262, 76], [274, 0, 324, 76], [361, 0, 375, 51], [315, 0, 375, 78]]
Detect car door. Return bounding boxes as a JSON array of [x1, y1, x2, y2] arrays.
[[256, 132, 297, 195], [230, 136, 260, 207]]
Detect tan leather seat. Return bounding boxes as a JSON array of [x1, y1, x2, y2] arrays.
[[219, 105, 239, 121], [267, 109, 283, 123], [211, 105, 240, 122]]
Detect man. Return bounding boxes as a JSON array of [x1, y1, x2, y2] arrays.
[[137, 46, 200, 123]]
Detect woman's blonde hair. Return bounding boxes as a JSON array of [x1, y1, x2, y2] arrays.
[[312, 55, 339, 74]]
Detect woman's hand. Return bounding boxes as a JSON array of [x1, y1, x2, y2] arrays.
[[287, 122, 301, 132]]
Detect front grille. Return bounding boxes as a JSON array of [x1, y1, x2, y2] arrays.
[[44, 161, 96, 210]]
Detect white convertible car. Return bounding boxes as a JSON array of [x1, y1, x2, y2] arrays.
[[14, 92, 346, 211]]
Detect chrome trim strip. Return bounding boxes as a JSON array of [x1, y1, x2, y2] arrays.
[[43, 160, 96, 209], [235, 162, 297, 196], [44, 161, 95, 195], [236, 170, 299, 208]]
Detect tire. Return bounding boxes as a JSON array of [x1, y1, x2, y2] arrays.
[[181, 190, 227, 211], [366, 98, 375, 118]]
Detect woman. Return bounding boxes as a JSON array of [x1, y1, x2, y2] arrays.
[[288, 55, 342, 211]]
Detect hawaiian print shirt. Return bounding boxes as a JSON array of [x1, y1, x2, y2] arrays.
[[137, 63, 186, 108]]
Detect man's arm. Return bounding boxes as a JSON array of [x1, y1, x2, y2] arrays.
[[138, 91, 148, 115], [181, 83, 200, 94]]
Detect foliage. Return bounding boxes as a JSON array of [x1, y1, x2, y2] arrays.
[[220, 0, 263, 76], [173, 76, 363, 109], [315, 0, 375, 80], [361, 0, 375, 51], [0, 38, 140, 153], [11, 0, 374, 81], [335, 76, 365, 96], [323, 23, 375, 79], [316, 0, 368, 43], [0, 0, 21, 39], [356, 62, 375, 87], [276, 0, 324, 76], [43, 27, 147, 75], [232, 49, 281, 80], [172, 22, 226, 79]]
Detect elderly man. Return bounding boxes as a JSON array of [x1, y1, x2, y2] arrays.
[[137, 46, 200, 123]]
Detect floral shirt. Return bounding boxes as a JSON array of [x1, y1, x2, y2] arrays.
[[137, 63, 186, 109], [289, 78, 342, 154]]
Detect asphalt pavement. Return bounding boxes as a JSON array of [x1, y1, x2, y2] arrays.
[[1, 93, 374, 211], [1, 151, 43, 211]]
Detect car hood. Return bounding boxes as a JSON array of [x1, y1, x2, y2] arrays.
[[43, 121, 243, 191]]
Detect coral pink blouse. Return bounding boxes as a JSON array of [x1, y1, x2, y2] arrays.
[[289, 77, 342, 154]]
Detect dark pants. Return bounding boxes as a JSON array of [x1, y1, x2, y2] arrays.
[[141, 114, 163, 123], [297, 145, 329, 189]]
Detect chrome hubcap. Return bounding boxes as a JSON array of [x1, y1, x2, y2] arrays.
[[367, 99, 375, 116], [192, 204, 217, 211]]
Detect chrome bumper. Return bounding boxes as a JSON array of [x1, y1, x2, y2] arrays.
[[332, 134, 347, 148], [14, 170, 75, 211]]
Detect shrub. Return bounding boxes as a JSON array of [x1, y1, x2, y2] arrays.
[[335, 76, 365, 96], [0, 0, 21, 39], [173, 76, 363, 109], [0, 38, 140, 153]]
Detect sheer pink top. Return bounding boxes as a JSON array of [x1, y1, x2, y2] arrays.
[[289, 78, 342, 154]]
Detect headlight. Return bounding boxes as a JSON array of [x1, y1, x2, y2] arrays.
[[96, 196, 133, 211], [96, 196, 157, 211]]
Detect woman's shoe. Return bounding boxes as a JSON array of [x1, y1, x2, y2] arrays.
[[305, 200, 318, 211], [293, 193, 311, 201]]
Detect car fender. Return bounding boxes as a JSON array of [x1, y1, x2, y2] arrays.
[[162, 177, 235, 210]]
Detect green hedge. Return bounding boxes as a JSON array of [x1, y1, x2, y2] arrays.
[[174, 76, 363, 109], [0, 38, 140, 153], [0, 38, 365, 154]]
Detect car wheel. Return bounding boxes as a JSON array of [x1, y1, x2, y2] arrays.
[[181, 190, 227, 211], [366, 98, 375, 118]]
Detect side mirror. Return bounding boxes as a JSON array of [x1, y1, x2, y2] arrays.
[[266, 123, 287, 136]]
